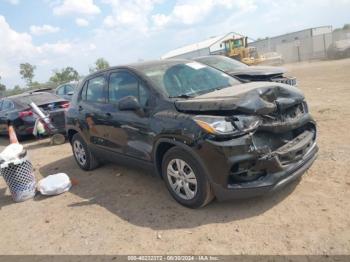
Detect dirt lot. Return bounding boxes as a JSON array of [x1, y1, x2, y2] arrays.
[[0, 59, 349, 255]]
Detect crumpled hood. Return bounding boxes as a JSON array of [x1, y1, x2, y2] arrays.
[[229, 66, 286, 76], [174, 82, 305, 115]]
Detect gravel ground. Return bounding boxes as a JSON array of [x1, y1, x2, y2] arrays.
[[0, 58, 349, 255]]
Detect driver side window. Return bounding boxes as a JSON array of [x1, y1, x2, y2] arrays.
[[108, 71, 149, 107]]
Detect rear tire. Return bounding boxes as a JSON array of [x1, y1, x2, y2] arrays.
[[71, 133, 99, 170], [162, 146, 214, 208]]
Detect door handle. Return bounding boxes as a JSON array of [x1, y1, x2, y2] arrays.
[[105, 112, 112, 118]]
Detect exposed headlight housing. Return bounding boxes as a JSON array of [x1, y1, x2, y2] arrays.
[[193, 115, 261, 136]]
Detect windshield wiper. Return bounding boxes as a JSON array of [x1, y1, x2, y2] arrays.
[[215, 84, 231, 90], [194, 85, 230, 96], [169, 94, 193, 98]]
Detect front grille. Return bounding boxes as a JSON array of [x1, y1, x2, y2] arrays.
[[229, 161, 266, 183], [272, 76, 297, 86], [263, 102, 306, 124]]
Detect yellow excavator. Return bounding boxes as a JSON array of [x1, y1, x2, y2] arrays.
[[222, 36, 265, 65]]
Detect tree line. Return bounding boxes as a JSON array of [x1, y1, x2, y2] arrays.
[[0, 58, 110, 97]]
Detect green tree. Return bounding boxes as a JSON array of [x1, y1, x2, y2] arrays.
[[5, 85, 22, 96], [13, 85, 22, 95], [13, 85, 21, 92], [0, 76, 6, 92], [343, 24, 350, 30], [19, 63, 36, 86], [89, 58, 110, 73], [29, 81, 57, 91], [49, 67, 80, 85]]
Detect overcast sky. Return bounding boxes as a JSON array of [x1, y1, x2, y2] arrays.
[[0, 0, 349, 88]]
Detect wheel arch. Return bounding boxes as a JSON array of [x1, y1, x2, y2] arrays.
[[67, 128, 79, 144], [153, 138, 210, 180]]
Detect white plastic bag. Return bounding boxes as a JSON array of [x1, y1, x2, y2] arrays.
[[32, 119, 46, 137], [37, 173, 71, 195], [0, 143, 24, 163]]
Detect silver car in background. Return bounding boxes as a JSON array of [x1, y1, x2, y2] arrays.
[[55, 82, 77, 101]]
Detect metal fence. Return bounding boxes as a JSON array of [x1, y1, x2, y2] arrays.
[[251, 29, 350, 63]]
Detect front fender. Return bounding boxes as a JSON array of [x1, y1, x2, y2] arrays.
[[152, 137, 212, 183]]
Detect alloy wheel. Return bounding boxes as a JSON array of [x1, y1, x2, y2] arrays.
[[73, 140, 87, 166], [167, 158, 198, 200]]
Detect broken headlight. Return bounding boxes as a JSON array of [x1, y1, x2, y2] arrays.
[[193, 115, 261, 136]]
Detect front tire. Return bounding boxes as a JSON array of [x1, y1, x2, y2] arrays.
[[71, 133, 99, 170], [162, 146, 214, 208]]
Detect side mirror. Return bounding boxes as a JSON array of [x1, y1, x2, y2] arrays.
[[118, 96, 141, 111]]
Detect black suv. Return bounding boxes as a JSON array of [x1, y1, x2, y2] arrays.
[[66, 59, 318, 208]]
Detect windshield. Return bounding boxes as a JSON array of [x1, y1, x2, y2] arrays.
[[195, 56, 248, 72], [138, 61, 240, 98]]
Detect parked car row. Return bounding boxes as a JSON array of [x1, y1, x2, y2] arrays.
[[0, 92, 69, 138], [0, 81, 78, 138]]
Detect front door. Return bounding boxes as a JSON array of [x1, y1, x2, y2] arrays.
[[104, 70, 154, 161]]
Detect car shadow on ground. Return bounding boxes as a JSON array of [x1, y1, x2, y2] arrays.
[[38, 155, 300, 230], [0, 187, 13, 210], [0, 136, 68, 151]]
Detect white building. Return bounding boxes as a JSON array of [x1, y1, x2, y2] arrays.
[[161, 32, 244, 59], [250, 26, 332, 53]]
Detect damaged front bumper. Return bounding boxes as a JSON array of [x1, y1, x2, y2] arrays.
[[272, 76, 297, 86], [212, 142, 318, 201], [196, 119, 318, 201]]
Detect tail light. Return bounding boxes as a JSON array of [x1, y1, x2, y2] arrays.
[[19, 110, 33, 118], [60, 102, 70, 109]]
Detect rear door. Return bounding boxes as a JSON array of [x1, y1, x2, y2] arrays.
[[104, 69, 154, 161], [76, 74, 111, 150]]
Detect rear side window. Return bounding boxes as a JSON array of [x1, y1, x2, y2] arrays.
[[108, 71, 149, 107], [82, 76, 106, 103]]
